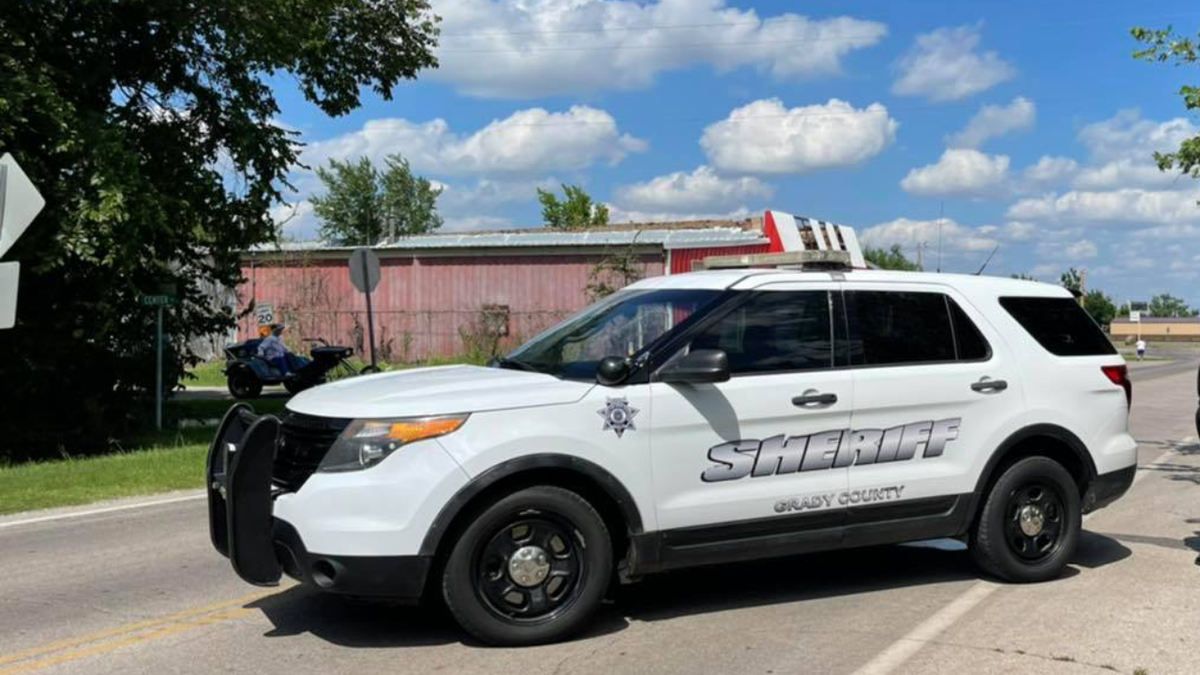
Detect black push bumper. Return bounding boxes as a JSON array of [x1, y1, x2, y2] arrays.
[[206, 404, 431, 600], [1083, 464, 1137, 513]]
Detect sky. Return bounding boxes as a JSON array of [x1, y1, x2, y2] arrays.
[[268, 0, 1200, 307]]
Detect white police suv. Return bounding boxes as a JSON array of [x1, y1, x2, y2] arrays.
[[208, 250, 1136, 646]]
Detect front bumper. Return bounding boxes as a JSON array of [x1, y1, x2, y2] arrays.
[[207, 404, 430, 600]]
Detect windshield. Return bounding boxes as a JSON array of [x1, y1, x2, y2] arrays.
[[505, 289, 722, 380]]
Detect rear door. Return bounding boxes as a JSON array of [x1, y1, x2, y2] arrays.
[[648, 282, 851, 557], [841, 284, 1020, 541]]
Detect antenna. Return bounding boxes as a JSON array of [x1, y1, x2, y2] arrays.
[[974, 245, 1000, 275], [937, 202, 944, 273]]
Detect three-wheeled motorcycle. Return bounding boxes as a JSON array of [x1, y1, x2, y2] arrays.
[[223, 337, 373, 398]]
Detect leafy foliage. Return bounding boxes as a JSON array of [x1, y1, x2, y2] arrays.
[[586, 242, 645, 300], [1060, 267, 1084, 293], [0, 0, 438, 460], [312, 154, 443, 245], [1083, 289, 1117, 328], [538, 184, 609, 230], [863, 244, 922, 271], [1132, 27, 1200, 183], [1148, 293, 1197, 317], [1010, 273, 1037, 281]]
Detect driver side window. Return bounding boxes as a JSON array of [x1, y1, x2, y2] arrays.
[[687, 290, 833, 375]]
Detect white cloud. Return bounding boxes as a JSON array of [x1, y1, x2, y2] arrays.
[[1006, 186, 1200, 226], [272, 200, 319, 240], [606, 204, 754, 224], [432, 0, 887, 98], [614, 166, 773, 212], [862, 217, 999, 254], [701, 98, 897, 174], [1002, 221, 1038, 241], [947, 97, 1036, 148], [1039, 239, 1097, 260], [892, 24, 1016, 102], [1021, 155, 1078, 187], [1072, 110, 1199, 190], [302, 106, 645, 176], [437, 177, 559, 215], [1065, 239, 1098, 259], [900, 149, 1010, 198]]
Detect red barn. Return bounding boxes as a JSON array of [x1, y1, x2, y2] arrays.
[[237, 219, 770, 361]]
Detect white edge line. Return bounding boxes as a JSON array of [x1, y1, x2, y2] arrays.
[[0, 492, 205, 530], [851, 443, 1180, 675]]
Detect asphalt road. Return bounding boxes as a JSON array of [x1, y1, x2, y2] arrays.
[[1, 364, 1198, 675]]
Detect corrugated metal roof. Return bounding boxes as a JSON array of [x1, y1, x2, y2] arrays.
[[256, 227, 767, 253]]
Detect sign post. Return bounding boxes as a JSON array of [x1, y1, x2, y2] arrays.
[[349, 247, 381, 369], [141, 291, 178, 430], [1130, 310, 1141, 341]]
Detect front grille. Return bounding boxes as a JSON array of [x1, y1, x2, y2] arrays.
[[275, 413, 352, 491]]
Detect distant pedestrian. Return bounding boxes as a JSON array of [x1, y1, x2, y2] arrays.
[[1135, 338, 1146, 361]]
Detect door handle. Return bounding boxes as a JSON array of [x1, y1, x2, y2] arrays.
[[792, 391, 838, 407], [971, 378, 1008, 393]]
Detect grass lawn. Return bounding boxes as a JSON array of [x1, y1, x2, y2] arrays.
[[183, 361, 227, 388], [0, 397, 290, 516]]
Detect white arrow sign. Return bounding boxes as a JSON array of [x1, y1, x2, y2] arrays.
[[0, 153, 46, 260], [0, 262, 18, 330]]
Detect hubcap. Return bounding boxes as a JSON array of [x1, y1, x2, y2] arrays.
[[508, 545, 551, 587], [1018, 505, 1045, 536], [1004, 482, 1066, 562]]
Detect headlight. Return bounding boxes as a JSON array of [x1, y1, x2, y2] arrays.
[[317, 415, 468, 472]]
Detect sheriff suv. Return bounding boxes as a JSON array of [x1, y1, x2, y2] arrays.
[[207, 264, 1136, 646]]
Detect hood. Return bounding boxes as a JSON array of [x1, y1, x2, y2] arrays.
[[285, 365, 595, 419]]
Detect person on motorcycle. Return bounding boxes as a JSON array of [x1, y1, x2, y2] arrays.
[[257, 323, 293, 378]]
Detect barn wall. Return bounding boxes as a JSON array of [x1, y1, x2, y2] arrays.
[[237, 251, 665, 361], [668, 244, 771, 274]]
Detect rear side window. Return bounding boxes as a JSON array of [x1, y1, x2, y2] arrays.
[[689, 290, 832, 374], [845, 291, 956, 366], [1000, 297, 1116, 356]]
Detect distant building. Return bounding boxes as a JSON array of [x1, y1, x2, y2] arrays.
[[236, 219, 776, 361], [1110, 316, 1200, 342]]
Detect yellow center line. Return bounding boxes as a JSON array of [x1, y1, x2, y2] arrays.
[[0, 589, 281, 673]]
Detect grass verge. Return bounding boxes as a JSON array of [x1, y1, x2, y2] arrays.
[[0, 398, 289, 516]]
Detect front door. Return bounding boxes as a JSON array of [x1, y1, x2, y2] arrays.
[[649, 283, 852, 563]]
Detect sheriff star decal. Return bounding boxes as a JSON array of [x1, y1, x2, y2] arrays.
[[598, 397, 639, 438]]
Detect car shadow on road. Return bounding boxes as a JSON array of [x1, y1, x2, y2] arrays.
[[245, 533, 1129, 646]]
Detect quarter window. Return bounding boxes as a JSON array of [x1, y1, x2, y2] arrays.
[[688, 291, 832, 374], [948, 298, 992, 361], [1000, 297, 1116, 356]]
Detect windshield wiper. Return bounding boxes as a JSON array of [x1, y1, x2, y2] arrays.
[[492, 356, 543, 373]]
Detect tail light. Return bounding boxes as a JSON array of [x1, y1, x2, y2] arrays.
[[1101, 365, 1132, 408]]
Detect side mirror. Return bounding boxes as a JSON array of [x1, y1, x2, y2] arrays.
[[659, 349, 730, 384], [596, 356, 632, 386]]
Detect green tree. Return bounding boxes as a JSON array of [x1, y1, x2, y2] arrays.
[[538, 184, 609, 230], [1083, 289, 1117, 328], [312, 154, 442, 245], [1133, 27, 1200, 183], [863, 244, 923, 271], [1060, 268, 1084, 293], [0, 1, 438, 460], [1148, 293, 1197, 317], [1010, 273, 1038, 281]]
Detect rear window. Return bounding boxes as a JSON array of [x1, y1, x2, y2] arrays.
[[999, 297, 1116, 356]]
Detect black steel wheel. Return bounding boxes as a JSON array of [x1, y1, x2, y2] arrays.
[[971, 456, 1080, 583], [1002, 481, 1066, 563], [442, 486, 612, 646]]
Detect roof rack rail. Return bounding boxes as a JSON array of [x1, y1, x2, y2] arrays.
[[693, 249, 852, 271]]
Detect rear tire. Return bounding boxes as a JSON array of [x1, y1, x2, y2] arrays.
[[441, 486, 612, 646], [227, 369, 263, 399], [970, 456, 1080, 583]]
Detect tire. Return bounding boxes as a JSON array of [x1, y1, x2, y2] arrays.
[[441, 486, 612, 646], [227, 369, 263, 399], [970, 456, 1081, 583]]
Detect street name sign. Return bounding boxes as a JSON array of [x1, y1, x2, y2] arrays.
[[140, 295, 178, 307]]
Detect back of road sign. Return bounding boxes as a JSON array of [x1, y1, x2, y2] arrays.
[[349, 247, 381, 294], [0, 262, 18, 329], [0, 154, 46, 260]]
